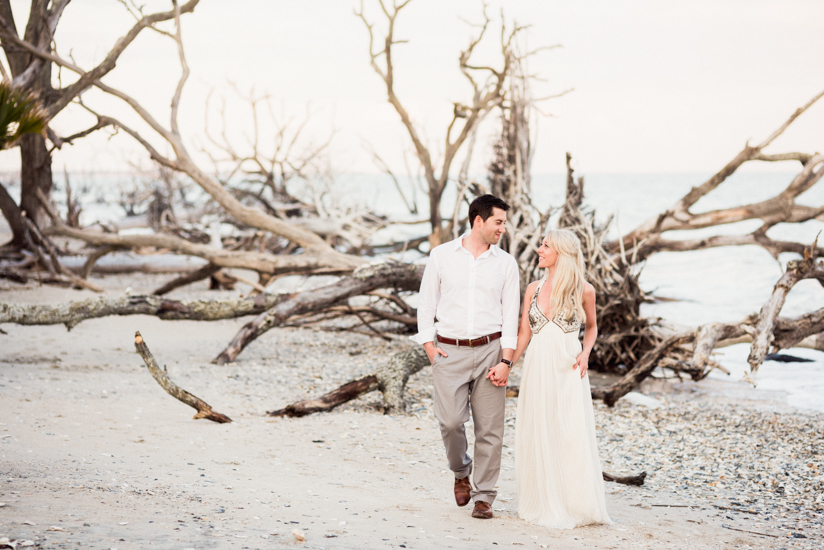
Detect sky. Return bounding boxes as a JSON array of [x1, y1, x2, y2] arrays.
[[2, 0, 823, 177]]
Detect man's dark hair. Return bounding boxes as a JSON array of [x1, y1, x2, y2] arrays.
[[468, 194, 509, 227]]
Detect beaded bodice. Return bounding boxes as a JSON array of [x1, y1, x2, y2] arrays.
[[528, 278, 582, 334]]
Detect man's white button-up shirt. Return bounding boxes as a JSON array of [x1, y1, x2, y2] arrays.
[[411, 234, 520, 350]]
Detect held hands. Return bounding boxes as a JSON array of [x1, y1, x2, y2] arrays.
[[486, 363, 510, 387], [574, 352, 589, 378]]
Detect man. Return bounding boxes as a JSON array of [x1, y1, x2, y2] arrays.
[[411, 194, 520, 519]]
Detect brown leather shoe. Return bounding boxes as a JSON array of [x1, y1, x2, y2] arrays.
[[454, 472, 472, 507], [471, 500, 493, 519]]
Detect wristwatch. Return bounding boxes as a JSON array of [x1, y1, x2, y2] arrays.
[[501, 359, 513, 369]]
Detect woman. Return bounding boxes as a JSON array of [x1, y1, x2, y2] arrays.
[[510, 229, 612, 529]]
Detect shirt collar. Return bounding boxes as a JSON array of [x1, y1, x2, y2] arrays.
[[452, 233, 499, 256]]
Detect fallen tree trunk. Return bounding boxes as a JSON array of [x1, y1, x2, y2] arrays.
[[215, 262, 424, 364], [0, 293, 288, 330], [0, 264, 422, 336], [134, 331, 231, 423]]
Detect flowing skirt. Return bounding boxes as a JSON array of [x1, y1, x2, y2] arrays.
[[515, 323, 613, 529]]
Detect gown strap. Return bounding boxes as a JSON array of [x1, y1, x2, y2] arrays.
[[528, 279, 550, 334]]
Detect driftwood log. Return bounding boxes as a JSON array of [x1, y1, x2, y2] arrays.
[[603, 472, 647, 486], [0, 293, 288, 330], [0, 262, 422, 334], [133, 331, 231, 423], [215, 262, 424, 364]]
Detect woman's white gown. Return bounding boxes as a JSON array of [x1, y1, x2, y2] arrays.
[[515, 279, 613, 529]]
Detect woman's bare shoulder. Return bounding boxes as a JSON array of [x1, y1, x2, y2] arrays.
[[524, 280, 540, 298], [583, 281, 596, 298]]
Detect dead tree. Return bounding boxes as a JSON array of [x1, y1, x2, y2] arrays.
[[7, 1, 364, 291], [356, 1, 521, 249], [0, 0, 201, 250], [483, 42, 566, 294], [606, 90, 824, 262], [202, 87, 387, 259], [559, 88, 824, 402]]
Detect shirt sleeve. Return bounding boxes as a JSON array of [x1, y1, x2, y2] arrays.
[[500, 258, 520, 350], [409, 251, 439, 345]]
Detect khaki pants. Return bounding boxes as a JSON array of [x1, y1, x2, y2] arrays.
[[431, 339, 505, 505]]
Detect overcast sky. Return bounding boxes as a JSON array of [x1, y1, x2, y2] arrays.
[[3, 0, 823, 176]]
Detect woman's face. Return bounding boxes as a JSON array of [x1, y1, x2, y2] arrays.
[[537, 239, 558, 268]]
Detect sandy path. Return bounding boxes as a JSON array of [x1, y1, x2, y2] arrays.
[[1, 277, 818, 549]]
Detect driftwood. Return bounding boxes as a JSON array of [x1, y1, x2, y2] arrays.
[[0, 263, 421, 342], [215, 262, 424, 364], [134, 331, 231, 423], [559, 155, 661, 374], [602, 472, 647, 486], [152, 262, 221, 295], [606, 89, 824, 262], [43, 213, 354, 276], [19, 212, 103, 293], [592, 332, 695, 406], [0, 293, 288, 330], [269, 345, 429, 416], [268, 375, 379, 417], [747, 249, 824, 378], [356, 1, 518, 248], [591, 249, 824, 404]]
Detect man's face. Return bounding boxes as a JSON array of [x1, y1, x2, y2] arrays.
[[475, 207, 507, 245]]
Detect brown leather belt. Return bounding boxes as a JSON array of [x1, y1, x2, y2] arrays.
[[436, 332, 502, 348]]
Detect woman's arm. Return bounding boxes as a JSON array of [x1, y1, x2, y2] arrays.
[[574, 282, 598, 378], [511, 283, 536, 367], [487, 281, 536, 387]]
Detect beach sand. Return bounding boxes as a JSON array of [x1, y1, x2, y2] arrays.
[[1, 269, 822, 550]]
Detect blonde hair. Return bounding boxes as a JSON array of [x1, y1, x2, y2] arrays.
[[544, 229, 587, 321]]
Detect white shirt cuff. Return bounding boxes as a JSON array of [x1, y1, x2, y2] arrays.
[[500, 336, 517, 350], [410, 329, 437, 345]]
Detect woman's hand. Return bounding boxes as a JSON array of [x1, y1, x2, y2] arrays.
[[486, 362, 510, 387], [574, 352, 589, 378]]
